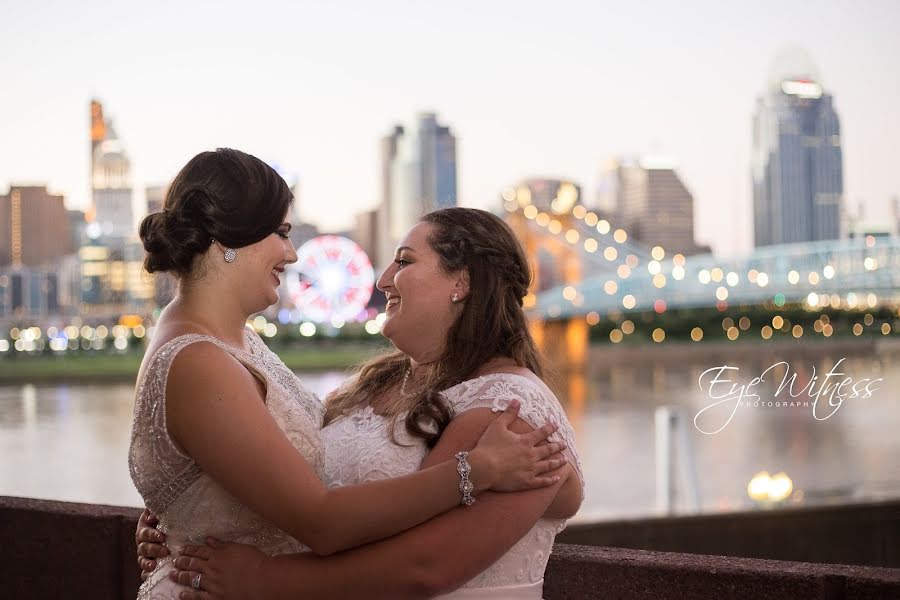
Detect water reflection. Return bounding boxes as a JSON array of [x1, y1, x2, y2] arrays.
[[555, 344, 900, 521], [1, 345, 898, 521]]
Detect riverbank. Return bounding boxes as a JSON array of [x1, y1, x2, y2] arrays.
[[2, 336, 897, 384], [0, 344, 385, 384]]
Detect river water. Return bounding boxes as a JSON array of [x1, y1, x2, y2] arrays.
[[1, 342, 898, 522]]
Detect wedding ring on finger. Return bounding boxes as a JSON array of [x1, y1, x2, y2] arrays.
[[191, 572, 202, 590]]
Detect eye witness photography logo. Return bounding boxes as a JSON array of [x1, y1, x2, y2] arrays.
[[694, 358, 885, 434]]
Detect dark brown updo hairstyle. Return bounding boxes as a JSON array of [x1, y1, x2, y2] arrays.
[[139, 148, 293, 277], [324, 207, 545, 447]]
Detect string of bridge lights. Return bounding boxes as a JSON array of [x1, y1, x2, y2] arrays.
[[505, 201, 878, 312], [503, 199, 896, 343], [598, 313, 896, 345]]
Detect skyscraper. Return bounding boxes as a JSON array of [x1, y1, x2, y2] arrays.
[[0, 185, 73, 267], [752, 49, 843, 247], [384, 113, 457, 257], [597, 157, 707, 256], [91, 100, 134, 239]]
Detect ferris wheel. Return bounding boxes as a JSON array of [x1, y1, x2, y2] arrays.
[[286, 235, 375, 323]]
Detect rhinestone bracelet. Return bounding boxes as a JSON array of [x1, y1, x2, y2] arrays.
[[455, 451, 476, 506]]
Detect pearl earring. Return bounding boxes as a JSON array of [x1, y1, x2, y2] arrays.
[[451, 292, 460, 303]]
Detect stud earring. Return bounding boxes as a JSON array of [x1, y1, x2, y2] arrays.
[[224, 248, 236, 263], [451, 292, 460, 303]]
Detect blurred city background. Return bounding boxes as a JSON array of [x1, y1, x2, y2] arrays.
[[1, 1, 898, 523]]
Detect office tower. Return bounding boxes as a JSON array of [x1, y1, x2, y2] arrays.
[[91, 99, 135, 239], [598, 157, 707, 255], [752, 49, 843, 247], [0, 185, 73, 267], [383, 113, 457, 259]]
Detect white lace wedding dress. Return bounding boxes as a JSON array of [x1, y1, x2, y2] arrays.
[[322, 373, 584, 599], [129, 331, 324, 600]]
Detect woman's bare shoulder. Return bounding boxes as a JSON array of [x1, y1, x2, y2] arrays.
[[143, 322, 252, 394], [144, 319, 216, 352]]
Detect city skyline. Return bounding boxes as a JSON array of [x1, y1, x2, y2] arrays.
[[2, 1, 899, 257]]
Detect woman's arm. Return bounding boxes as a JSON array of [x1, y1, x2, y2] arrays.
[[166, 343, 565, 556], [173, 408, 581, 599]]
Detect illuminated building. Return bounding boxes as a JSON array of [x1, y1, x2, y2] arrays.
[[79, 240, 154, 317], [0, 255, 82, 322], [752, 49, 843, 247], [82, 100, 156, 317], [597, 158, 708, 256], [91, 99, 135, 239], [0, 185, 73, 267]]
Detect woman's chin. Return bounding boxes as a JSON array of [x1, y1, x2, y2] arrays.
[[380, 325, 408, 353], [249, 294, 278, 316], [380, 323, 397, 343]]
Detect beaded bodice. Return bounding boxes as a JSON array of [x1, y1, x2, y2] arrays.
[[129, 330, 324, 599], [321, 372, 583, 591]]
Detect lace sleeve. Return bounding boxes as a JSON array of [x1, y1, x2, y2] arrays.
[[443, 373, 584, 491]]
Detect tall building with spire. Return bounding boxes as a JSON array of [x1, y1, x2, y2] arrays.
[[90, 100, 134, 239], [752, 49, 844, 247], [81, 100, 153, 316]]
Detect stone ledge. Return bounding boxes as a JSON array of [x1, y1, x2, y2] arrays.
[[2, 496, 898, 599], [560, 499, 900, 568], [544, 544, 900, 599]]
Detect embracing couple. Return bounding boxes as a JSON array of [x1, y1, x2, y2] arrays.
[[130, 148, 584, 599]]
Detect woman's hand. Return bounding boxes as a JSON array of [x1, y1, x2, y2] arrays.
[[136, 508, 169, 579], [170, 538, 267, 600], [467, 399, 568, 493]]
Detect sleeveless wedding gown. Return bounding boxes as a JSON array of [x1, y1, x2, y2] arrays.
[[129, 331, 324, 600], [131, 332, 581, 599], [322, 373, 584, 599]]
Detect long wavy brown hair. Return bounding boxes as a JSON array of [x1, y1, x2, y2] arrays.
[[323, 208, 546, 447]]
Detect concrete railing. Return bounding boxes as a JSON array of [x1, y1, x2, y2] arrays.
[[2, 495, 898, 599], [559, 499, 900, 568]]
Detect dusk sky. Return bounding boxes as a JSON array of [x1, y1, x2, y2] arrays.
[[2, 0, 898, 257]]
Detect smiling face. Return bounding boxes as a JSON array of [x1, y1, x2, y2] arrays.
[[376, 222, 468, 362], [225, 214, 297, 313]]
